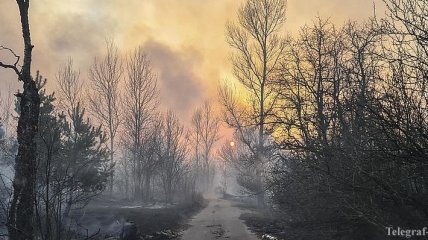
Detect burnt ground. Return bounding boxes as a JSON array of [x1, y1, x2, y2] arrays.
[[229, 194, 337, 240], [220, 193, 339, 240], [236, 202, 384, 240], [234, 202, 288, 240], [69, 196, 207, 240]]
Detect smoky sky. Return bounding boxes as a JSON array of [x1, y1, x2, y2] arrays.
[[0, 0, 387, 125], [143, 40, 204, 121]]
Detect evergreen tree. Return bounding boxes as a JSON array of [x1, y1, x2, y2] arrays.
[[32, 72, 111, 239], [0, 123, 4, 140]]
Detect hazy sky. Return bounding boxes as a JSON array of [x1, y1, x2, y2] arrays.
[[0, 0, 386, 125]]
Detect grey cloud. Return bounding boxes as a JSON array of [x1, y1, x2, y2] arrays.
[[143, 40, 203, 121]]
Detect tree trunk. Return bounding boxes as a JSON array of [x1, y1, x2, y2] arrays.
[[109, 137, 114, 194], [125, 169, 129, 200], [165, 179, 172, 203], [44, 150, 52, 240], [144, 173, 151, 202], [8, 80, 40, 240], [8, 1, 40, 240], [257, 94, 265, 208]]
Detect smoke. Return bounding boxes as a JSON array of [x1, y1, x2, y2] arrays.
[[0, 0, 386, 127], [143, 40, 204, 122]]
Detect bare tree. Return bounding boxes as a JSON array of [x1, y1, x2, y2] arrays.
[[190, 102, 220, 191], [0, 87, 15, 138], [88, 40, 123, 194], [190, 107, 202, 191], [137, 115, 163, 202], [269, 12, 428, 237], [56, 58, 83, 125], [0, 1, 39, 239], [382, 0, 428, 67], [0, 88, 16, 232], [159, 110, 189, 203], [223, 0, 287, 206], [53, 59, 87, 236], [122, 47, 158, 201]]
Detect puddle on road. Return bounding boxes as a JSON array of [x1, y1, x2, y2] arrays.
[[206, 224, 230, 239]]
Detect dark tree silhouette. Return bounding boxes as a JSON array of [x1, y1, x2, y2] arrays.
[[88, 40, 123, 194], [122, 47, 158, 201], [0, 1, 40, 239], [223, 0, 287, 206]]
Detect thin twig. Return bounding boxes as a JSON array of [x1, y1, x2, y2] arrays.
[[0, 45, 21, 77]]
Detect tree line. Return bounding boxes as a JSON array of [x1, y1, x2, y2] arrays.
[[0, 2, 220, 239], [0, 45, 220, 239], [220, 0, 428, 238]]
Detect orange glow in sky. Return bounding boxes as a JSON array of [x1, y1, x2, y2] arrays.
[[0, 0, 386, 131]]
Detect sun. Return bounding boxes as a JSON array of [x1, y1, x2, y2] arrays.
[[229, 141, 235, 147]]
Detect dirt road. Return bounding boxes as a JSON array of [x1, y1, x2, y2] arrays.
[[181, 198, 259, 240]]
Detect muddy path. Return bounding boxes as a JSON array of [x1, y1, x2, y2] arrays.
[[181, 198, 259, 240]]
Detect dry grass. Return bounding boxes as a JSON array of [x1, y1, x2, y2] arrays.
[[69, 196, 207, 239]]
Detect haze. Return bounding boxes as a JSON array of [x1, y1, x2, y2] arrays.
[[0, 0, 384, 122]]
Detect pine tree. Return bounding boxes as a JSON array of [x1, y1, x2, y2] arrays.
[[32, 72, 112, 239], [60, 103, 111, 219]]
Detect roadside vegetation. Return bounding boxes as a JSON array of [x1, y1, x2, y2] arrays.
[[69, 194, 206, 240]]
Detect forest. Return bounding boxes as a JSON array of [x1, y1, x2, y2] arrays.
[[1, 0, 428, 240]]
